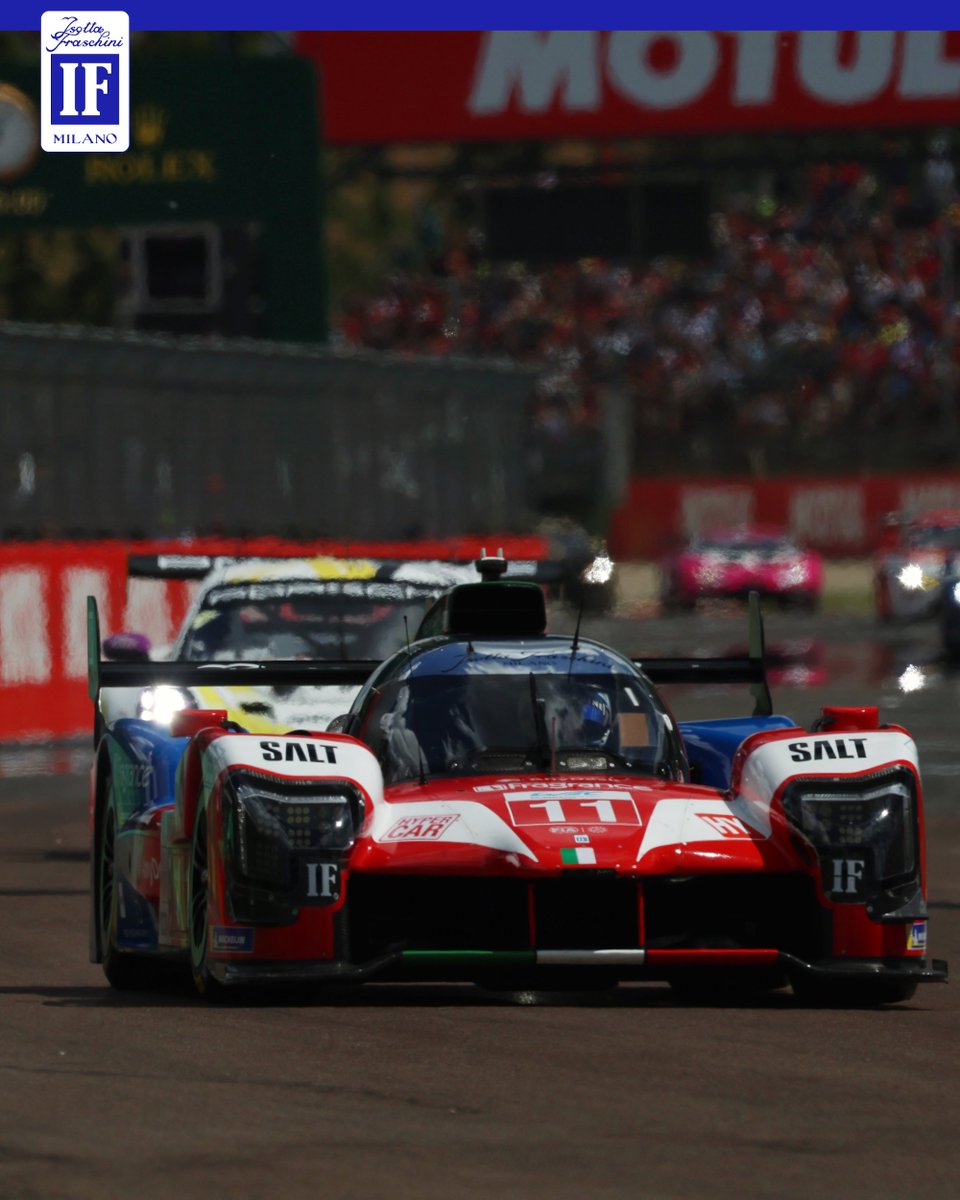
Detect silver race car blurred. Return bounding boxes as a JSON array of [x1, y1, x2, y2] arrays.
[[874, 509, 960, 622], [100, 553, 602, 733]]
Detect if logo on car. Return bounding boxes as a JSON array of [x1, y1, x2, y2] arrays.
[[305, 862, 338, 900], [831, 858, 866, 896]]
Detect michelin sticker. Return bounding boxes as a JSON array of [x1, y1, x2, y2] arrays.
[[211, 926, 254, 953]]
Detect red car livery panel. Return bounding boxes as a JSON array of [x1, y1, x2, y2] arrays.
[[88, 565, 944, 1004], [662, 527, 823, 611]]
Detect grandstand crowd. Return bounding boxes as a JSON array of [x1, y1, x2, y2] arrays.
[[337, 158, 960, 473]]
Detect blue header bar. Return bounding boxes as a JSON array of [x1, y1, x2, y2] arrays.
[[2, 8, 935, 31]]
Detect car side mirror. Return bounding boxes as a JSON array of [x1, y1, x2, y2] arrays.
[[102, 632, 152, 663], [326, 713, 351, 733]]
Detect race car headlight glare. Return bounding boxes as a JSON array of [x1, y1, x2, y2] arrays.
[[693, 562, 721, 585], [952, 581, 960, 605], [780, 563, 808, 586], [782, 770, 917, 885], [582, 554, 614, 586], [138, 685, 192, 725], [225, 772, 360, 887], [897, 563, 937, 592]]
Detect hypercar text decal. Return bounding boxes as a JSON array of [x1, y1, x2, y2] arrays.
[[636, 798, 770, 860], [369, 800, 537, 860], [696, 813, 757, 839], [382, 814, 460, 841]]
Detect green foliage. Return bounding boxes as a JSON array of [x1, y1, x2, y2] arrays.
[[0, 230, 121, 325]]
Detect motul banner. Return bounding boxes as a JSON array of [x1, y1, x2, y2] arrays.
[[296, 31, 960, 144]]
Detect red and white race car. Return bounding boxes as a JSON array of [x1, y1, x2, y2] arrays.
[[88, 558, 945, 1004], [661, 527, 823, 612], [874, 508, 960, 621]]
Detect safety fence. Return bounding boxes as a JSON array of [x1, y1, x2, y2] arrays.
[[0, 322, 536, 541], [609, 471, 960, 559]]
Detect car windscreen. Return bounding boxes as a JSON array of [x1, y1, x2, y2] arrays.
[[179, 595, 429, 661], [359, 670, 673, 782], [698, 537, 794, 556]]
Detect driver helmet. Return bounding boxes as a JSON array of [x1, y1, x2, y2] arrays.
[[580, 689, 613, 747]]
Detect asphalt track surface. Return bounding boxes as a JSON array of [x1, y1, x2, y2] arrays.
[[2, 605, 959, 1199]]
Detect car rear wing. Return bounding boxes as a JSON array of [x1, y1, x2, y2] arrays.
[[126, 553, 568, 585], [631, 592, 773, 717], [86, 597, 378, 702]]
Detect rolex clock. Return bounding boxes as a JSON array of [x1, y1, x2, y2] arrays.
[[0, 84, 39, 182]]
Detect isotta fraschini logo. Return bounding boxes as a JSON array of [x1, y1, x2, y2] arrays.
[[40, 11, 129, 153]]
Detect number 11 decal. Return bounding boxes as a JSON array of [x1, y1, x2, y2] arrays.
[[506, 795, 640, 827]]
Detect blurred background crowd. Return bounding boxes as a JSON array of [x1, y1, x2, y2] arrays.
[[337, 155, 960, 476], [4, 30, 960, 540]]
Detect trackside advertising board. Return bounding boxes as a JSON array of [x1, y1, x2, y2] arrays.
[[0, 535, 551, 740], [608, 472, 960, 559], [1, 479, 959, 738], [295, 31, 960, 144]]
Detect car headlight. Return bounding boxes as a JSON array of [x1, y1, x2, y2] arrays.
[[224, 771, 362, 889], [952, 581, 960, 605], [693, 561, 722, 585], [780, 563, 809, 586], [138, 685, 192, 724], [581, 553, 614, 586], [897, 563, 938, 591], [781, 769, 918, 897]]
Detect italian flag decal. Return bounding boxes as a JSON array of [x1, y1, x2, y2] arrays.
[[560, 847, 596, 865]]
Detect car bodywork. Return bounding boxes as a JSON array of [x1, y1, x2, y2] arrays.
[[88, 565, 946, 1004], [874, 509, 960, 621], [661, 528, 822, 611], [939, 570, 960, 660]]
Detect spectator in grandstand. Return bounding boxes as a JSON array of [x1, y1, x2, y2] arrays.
[[338, 159, 959, 473]]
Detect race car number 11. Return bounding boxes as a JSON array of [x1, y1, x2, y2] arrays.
[[506, 797, 640, 826]]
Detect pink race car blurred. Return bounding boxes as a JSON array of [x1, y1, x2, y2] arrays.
[[661, 528, 823, 612]]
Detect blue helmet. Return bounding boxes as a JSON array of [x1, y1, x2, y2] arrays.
[[580, 690, 613, 747]]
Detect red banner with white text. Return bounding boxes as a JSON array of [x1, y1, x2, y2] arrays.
[[296, 31, 960, 144], [4, 500, 960, 741], [0, 534, 550, 743], [608, 472, 960, 559]]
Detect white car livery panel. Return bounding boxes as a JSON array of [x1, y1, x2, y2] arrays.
[[202, 734, 386, 803], [636, 795, 770, 861], [735, 730, 920, 812], [368, 799, 537, 860]]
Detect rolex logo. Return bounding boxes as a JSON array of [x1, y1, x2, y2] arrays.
[[133, 103, 167, 147]]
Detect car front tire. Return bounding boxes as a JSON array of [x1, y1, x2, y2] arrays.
[[188, 798, 228, 1001], [98, 780, 154, 990]]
